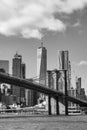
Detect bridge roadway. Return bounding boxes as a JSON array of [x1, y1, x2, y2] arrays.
[[0, 73, 87, 107]]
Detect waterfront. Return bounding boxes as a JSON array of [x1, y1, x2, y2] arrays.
[[0, 115, 87, 130]]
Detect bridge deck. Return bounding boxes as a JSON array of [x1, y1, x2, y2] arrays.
[[0, 73, 87, 107]]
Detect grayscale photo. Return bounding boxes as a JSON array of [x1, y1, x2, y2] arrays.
[[0, 0, 87, 130]]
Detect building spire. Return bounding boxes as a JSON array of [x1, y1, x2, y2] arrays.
[[16, 51, 18, 55], [41, 37, 44, 48], [14, 51, 18, 58]]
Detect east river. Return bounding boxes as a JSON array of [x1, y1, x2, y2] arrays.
[[0, 115, 87, 130]]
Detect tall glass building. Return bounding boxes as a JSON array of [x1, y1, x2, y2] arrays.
[[12, 52, 25, 104], [37, 42, 47, 85], [37, 42, 47, 103]]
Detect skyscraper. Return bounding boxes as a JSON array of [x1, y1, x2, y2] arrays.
[[12, 53, 22, 78], [57, 50, 69, 70], [68, 61, 71, 89], [37, 42, 47, 103], [76, 77, 81, 95], [0, 60, 9, 73], [25, 78, 38, 107], [21, 63, 26, 103], [76, 77, 86, 100], [37, 42, 47, 85], [57, 50, 70, 90], [12, 52, 26, 104], [21, 63, 26, 79]]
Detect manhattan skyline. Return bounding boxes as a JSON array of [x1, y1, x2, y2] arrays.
[[0, 0, 87, 93]]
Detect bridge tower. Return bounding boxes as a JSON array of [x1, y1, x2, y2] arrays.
[[46, 69, 68, 115], [46, 70, 60, 115]]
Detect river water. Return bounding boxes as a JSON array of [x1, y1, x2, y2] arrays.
[[0, 115, 87, 130]]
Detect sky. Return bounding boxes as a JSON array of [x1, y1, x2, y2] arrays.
[[0, 0, 87, 93]]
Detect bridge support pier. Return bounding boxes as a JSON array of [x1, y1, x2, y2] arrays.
[[65, 97, 68, 115], [48, 96, 51, 115], [65, 70, 68, 116], [56, 97, 59, 115]]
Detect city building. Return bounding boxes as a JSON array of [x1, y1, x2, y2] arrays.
[[68, 61, 71, 89], [37, 42, 47, 85], [76, 77, 86, 100], [37, 42, 47, 103], [57, 50, 71, 90], [21, 63, 26, 105], [12, 53, 22, 78], [68, 87, 77, 108], [80, 88, 86, 100], [12, 52, 26, 105], [76, 77, 81, 95], [21, 63, 26, 78], [25, 79, 37, 106], [57, 50, 69, 70], [0, 60, 9, 73], [0, 60, 10, 105]]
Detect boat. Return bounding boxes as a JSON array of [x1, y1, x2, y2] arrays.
[[61, 106, 82, 115], [68, 107, 82, 115]]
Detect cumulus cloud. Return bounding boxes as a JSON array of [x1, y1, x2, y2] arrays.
[[78, 61, 87, 66], [0, 0, 87, 39], [58, 0, 87, 14]]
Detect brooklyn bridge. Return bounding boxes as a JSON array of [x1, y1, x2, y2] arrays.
[[0, 71, 87, 116]]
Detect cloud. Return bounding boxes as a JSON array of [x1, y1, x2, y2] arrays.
[[0, 0, 87, 39], [58, 0, 87, 14], [78, 61, 87, 66], [21, 29, 42, 39]]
